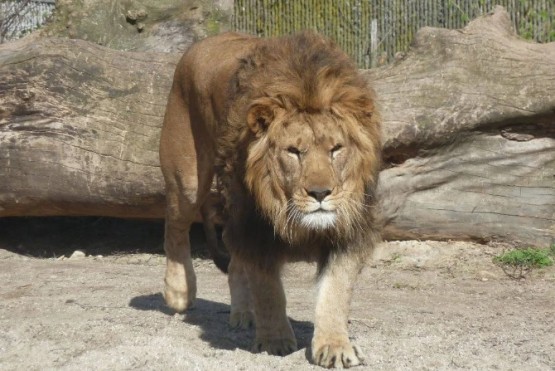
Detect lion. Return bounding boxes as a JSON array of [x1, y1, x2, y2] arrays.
[[159, 31, 381, 368]]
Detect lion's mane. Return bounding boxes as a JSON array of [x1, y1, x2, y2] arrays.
[[217, 31, 381, 252]]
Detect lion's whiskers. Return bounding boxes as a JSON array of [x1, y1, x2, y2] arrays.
[[282, 201, 300, 242]]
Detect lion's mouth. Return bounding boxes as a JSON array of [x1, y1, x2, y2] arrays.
[[300, 210, 336, 230]]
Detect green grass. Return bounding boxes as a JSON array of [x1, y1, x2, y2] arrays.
[[494, 244, 555, 279], [495, 247, 554, 268]]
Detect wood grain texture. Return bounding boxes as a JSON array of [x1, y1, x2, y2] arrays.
[[0, 39, 177, 217], [368, 7, 555, 245], [0, 7, 553, 245]]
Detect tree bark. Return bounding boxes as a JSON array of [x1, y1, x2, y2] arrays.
[[366, 7, 555, 246], [0, 7, 553, 246]]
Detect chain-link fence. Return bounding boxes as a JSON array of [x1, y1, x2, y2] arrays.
[[0, 0, 55, 43], [2, 0, 553, 67], [233, 0, 555, 68]]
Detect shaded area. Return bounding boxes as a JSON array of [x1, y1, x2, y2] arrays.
[[0, 216, 211, 258], [129, 294, 314, 352]]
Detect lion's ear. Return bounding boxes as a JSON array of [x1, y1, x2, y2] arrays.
[[247, 104, 274, 134]]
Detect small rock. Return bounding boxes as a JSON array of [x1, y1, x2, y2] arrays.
[[126, 9, 147, 24], [69, 250, 86, 259], [478, 270, 498, 281]]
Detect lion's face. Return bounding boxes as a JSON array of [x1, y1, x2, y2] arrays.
[[270, 112, 351, 231], [245, 107, 376, 241]]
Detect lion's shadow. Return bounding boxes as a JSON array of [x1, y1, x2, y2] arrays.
[[129, 293, 314, 352]]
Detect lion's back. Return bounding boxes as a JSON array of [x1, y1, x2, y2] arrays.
[[174, 33, 260, 128]]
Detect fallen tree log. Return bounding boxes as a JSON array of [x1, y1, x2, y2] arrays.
[[0, 7, 553, 246], [366, 7, 555, 245]]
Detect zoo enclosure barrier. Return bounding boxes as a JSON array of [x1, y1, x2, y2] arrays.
[[233, 0, 555, 68], [0, 0, 55, 43]]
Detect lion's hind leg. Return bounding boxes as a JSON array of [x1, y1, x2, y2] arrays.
[[162, 189, 199, 312], [160, 88, 215, 312], [201, 203, 230, 274]]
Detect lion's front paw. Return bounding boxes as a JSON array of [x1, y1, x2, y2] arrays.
[[252, 337, 298, 356], [163, 283, 195, 312], [312, 339, 364, 368], [229, 310, 254, 329]]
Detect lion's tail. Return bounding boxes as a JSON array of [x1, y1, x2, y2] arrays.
[[201, 203, 230, 274]]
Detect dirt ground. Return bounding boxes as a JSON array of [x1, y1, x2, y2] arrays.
[[0, 218, 554, 370]]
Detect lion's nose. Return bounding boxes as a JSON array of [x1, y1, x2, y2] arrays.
[[306, 188, 332, 202]]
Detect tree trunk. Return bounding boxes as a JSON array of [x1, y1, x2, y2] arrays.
[[0, 7, 553, 246]]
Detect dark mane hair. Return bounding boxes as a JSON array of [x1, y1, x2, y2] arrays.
[[233, 31, 375, 116]]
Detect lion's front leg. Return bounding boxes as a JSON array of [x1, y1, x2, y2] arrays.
[[228, 256, 254, 329], [312, 252, 365, 368], [245, 262, 297, 356]]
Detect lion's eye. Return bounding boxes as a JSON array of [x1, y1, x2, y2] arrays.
[[331, 144, 343, 158], [287, 146, 301, 157]]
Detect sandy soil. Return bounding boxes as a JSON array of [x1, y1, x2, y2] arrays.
[[0, 218, 554, 370]]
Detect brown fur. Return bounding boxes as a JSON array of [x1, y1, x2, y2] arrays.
[[159, 31, 381, 368]]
